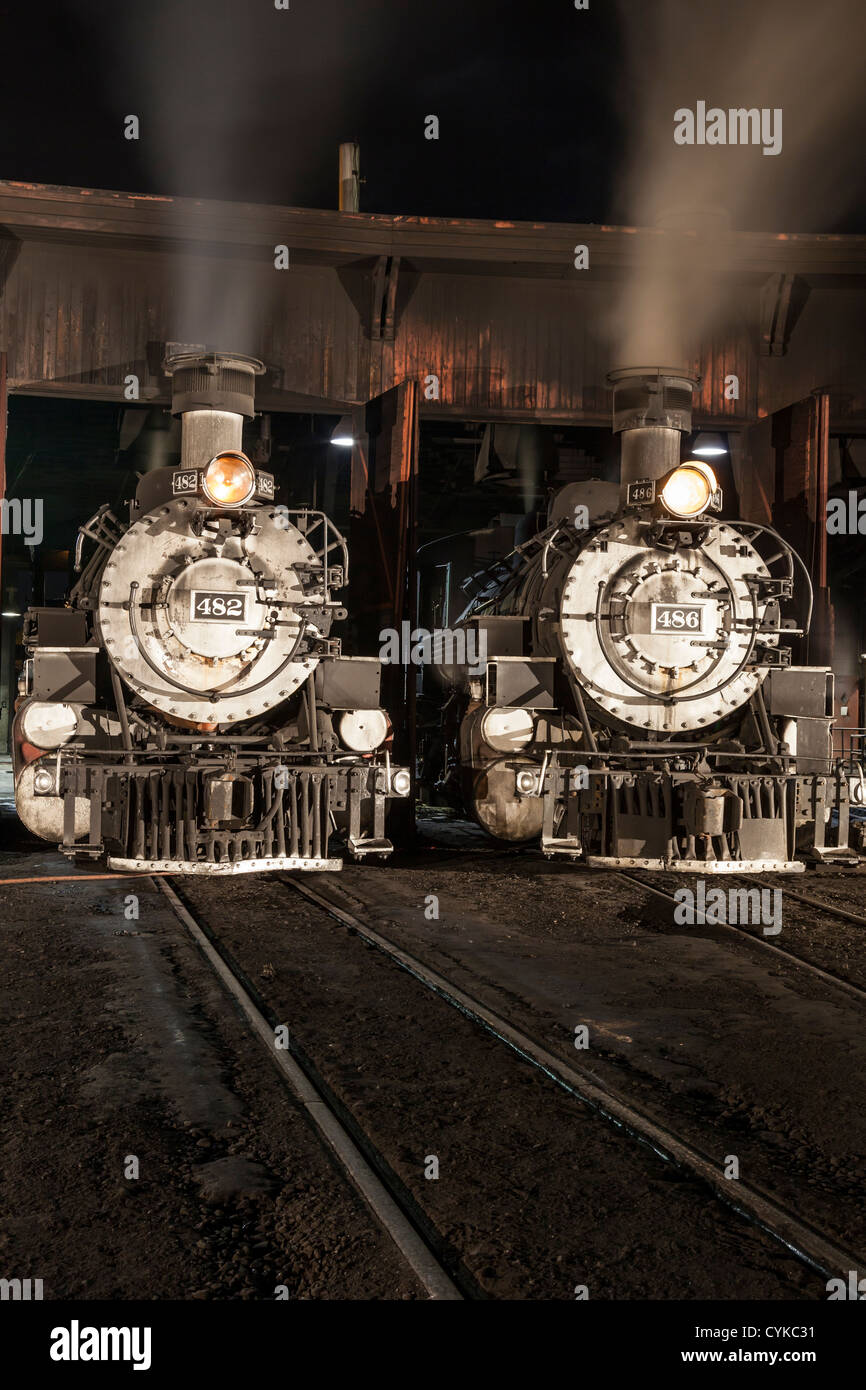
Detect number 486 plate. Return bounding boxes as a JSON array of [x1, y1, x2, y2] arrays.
[[650, 603, 704, 633]]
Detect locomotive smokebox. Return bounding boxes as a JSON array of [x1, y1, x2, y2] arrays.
[[607, 367, 699, 488], [164, 351, 265, 469]]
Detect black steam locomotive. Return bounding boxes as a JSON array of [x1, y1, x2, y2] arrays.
[[443, 369, 853, 872], [13, 353, 409, 873]]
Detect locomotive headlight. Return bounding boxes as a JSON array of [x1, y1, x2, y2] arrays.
[[33, 766, 56, 795], [660, 461, 718, 518], [202, 451, 256, 507], [390, 768, 412, 796], [480, 706, 535, 753], [338, 708, 389, 752], [20, 701, 78, 749]]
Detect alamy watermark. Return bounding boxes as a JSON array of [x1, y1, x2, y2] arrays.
[[0, 497, 43, 546], [50, 1322, 151, 1370], [1, 1276, 43, 1300], [674, 103, 782, 157], [379, 621, 487, 675], [827, 1271, 866, 1300], [826, 491, 866, 535], [674, 882, 782, 935]]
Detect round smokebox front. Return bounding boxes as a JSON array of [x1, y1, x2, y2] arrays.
[[98, 500, 320, 724]]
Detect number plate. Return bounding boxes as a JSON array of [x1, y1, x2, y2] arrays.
[[190, 591, 247, 623], [626, 479, 655, 506], [650, 603, 705, 633], [172, 469, 199, 495]]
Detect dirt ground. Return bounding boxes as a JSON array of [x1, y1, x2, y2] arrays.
[[1, 778, 862, 1300], [175, 864, 831, 1300], [324, 823, 866, 1259], [0, 775, 422, 1300]]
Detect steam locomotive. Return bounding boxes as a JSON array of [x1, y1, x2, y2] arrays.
[[12, 353, 410, 873], [446, 369, 852, 872]]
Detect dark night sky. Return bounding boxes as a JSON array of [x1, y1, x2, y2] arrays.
[[0, 0, 865, 230], [0, 0, 622, 223], [0, 1, 622, 222]]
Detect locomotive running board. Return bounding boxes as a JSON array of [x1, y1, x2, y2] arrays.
[[107, 856, 343, 875], [586, 855, 805, 874]]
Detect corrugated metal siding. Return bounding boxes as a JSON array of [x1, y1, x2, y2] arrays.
[[395, 274, 614, 418], [394, 272, 757, 421], [0, 232, 860, 425], [2, 241, 167, 390], [0, 241, 362, 403]]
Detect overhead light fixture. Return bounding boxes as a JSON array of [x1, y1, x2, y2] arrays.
[[2, 610, 21, 618], [691, 431, 728, 457], [331, 414, 355, 448]]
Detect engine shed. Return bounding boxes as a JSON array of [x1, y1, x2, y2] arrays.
[[1, 179, 866, 754]]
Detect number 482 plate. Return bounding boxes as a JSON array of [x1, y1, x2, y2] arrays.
[[190, 591, 247, 622]]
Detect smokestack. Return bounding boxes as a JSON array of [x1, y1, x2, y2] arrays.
[[338, 142, 361, 212], [164, 351, 265, 468], [607, 367, 699, 487]]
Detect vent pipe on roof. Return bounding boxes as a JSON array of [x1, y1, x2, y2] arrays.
[[338, 142, 361, 213]]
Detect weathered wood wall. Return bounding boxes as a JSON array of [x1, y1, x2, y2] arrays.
[[0, 182, 865, 427]]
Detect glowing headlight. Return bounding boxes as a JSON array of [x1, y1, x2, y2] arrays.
[[660, 461, 717, 518], [338, 708, 389, 752], [21, 701, 78, 749], [202, 451, 256, 507]]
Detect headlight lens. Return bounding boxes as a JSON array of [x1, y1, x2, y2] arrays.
[[202, 451, 256, 507], [33, 766, 56, 795], [480, 706, 534, 753], [515, 768, 540, 795], [660, 461, 717, 518], [391, 768, 411, 796], [338, 709, 389, 752], [21, 701, 78, 749]]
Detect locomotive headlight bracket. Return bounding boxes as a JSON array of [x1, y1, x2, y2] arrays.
[[659, 460, 721, 519]]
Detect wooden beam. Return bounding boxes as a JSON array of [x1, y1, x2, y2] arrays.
[[2, 182, 866, 280], [0, 350, 6, 605]]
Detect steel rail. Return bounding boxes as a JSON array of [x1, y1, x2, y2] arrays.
[[614, 870, 866, 1006], [155, 876, 461, 1301], [281, 874, 864, 1285], [737, 877, 866, 932]]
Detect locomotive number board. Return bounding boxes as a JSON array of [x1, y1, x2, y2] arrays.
[[650, 603, 705, 633], [172, 469, 200, 495], [189, 591, 247, 622], [626, 479, 655, 505]]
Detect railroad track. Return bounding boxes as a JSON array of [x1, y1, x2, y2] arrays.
[[276, 872, 864, 1287], [155, 876, 462, 1302], [739, 877, 866, 932], [613, 870, 866, 1006]]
